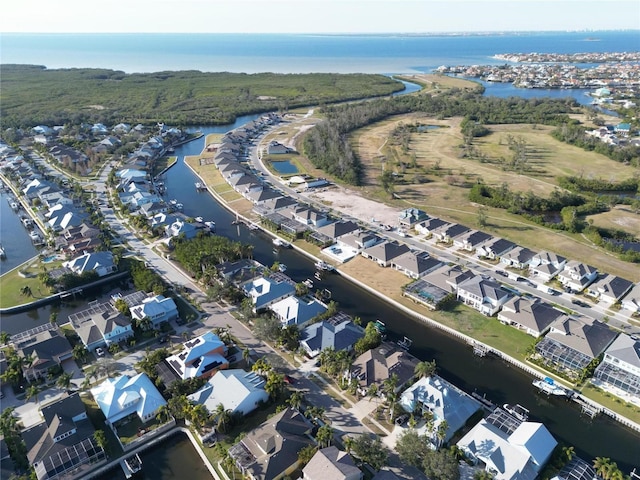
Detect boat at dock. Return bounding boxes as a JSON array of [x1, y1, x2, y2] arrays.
[[195, 181, 207, 191], [315, 260, 335, 272], [397, 336, 413, 350], [533, 377, 573, 397], [278, 263, 287, 272], [204, 221, 216, 232], [303, 278, 314, 288], [247, 223, 259, 231], [273, 238, 291, 248], [503, 403, 529, 422], [10, 201, 19, 211], [120, 453, 143, 478], [372, 320, 387, 339], [0, 244, 6, 259], [195, 216, 204, 223]]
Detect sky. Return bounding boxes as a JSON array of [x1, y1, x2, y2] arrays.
[[1, 0, 639, 34]]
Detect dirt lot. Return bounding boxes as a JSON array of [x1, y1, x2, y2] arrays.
[[309, 186, 401, 227]]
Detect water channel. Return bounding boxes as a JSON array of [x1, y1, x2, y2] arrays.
[[2, 82, 638, 473]]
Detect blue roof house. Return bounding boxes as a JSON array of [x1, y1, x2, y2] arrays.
[[242, 276, 296, 311], [188, 369, 268, 416], [270, 295, 328, 327], [300, 314, 365, 358], [130, 295, 179, 328]]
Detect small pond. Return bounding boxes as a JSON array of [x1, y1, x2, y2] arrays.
[[271, 160, 299, 174], [417, 125, 441, 132]]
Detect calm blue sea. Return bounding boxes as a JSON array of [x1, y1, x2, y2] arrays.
[[1, 31, 638, 74]]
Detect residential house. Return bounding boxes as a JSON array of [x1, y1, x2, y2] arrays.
[[457, 275, 511, 316], [454, 230, 493, 252], [217, 259, 264, 284], [558, 261, 598, 292], [316, 221, 360, 241], [267, 141, 290, 154], [414, 217, 450, 236], [431, 223, 470, 244], [350, 342, 420, 395], [255, 196, 297, 214], [529, 252, 566, 282], [269, 295, 328, 327], [69, 301, 134, 352], [586, 274, 634, 304], [500, 247, 537, 270], [90, 373, 167, 424], [535, 316, 618, 373], [64, 251, 117, 277], [229, 408, 314, 480], [242, 275, 296, 311], [303, 446, 363, 480], [457, 417, 557, 480], [398, 208, 428, 227], [165, 331, 229, 381], [423, 264, 476, 293], [498, 297, 566, 338], [290, 206, 330, 228], [361, 241, 410, 267], [300, 313, 365, 358], [391, 251, 442, 279], [551, 457, 600, 480], [246, 187, 283, 205], [399, 375, 482, 443], [165, 219, 200, 240], [188, 369, 268, 416], [593, 333, 640, 397], [46, 205, 87, 231], [129, 295, 179, 328], [140, 201, 168, 217], [150, 212, 179, 229], [22, 393, 106, 480], [338, 231, 382, 252], [15, 328, 73, 382], [622, 283, 640, 313], [476, 237, 516, 260]]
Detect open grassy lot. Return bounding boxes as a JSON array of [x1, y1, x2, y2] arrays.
[[581, 383, 640, 424], [587, 204, 640, 234], [349, 114, 639, 281], [0, 257, 60, 308]]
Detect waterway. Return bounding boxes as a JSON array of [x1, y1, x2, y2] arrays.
[[0, 191, 41, 275], [2, 86, 638, 471]]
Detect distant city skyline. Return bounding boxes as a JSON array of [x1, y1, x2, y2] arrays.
[[2, 0, 639, 34]]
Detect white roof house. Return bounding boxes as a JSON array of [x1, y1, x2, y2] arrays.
[[458, 419, 557, 480], [90, 373, 167, 424], [129, 295, 179, 327], [399, 375, 482, 442], [269, 295, 328, 327], [64, 251, 116, 277], [165, 331, 228, 380], [188, 369, 268, 416]]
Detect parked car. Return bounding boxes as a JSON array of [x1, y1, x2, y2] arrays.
[[284, 374, 296, 385], [96, 347, 105, 357], [395, 414, 409, 426]]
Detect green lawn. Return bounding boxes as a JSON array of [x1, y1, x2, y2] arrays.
[[80, 395, 123, 458], [0, 258, 58, 309], [580, 383, 640, 424]]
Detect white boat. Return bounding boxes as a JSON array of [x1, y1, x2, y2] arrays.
[[533, 377, 572, 397], [503, 403, 529, 422], [169, 199, 178, 205], [121, 453, 142, 478], [248, 223, 259, 231], [205, 221, 216, 232], [10, 202, 19, 211], [273, 238, 291, 248], [278, 264, 287, 272], [195, 216, 204, 223], [315, 260, 335, 272], [303, 279, 314, 288], [0, 244, 6, 259], [175, 203, 184, 210], [29, 230, 41, 240]]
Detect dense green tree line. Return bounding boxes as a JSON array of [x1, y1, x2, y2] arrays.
[[557, 175, 639, 193], [468, 183, 584, 213], [0, 65, 404, 128], [551, 123, 640, 167], [304, 88, 578, 184]]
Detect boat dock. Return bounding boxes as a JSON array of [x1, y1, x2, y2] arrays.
[[469, 340, 490, 357], [120, 453, 142, 478]]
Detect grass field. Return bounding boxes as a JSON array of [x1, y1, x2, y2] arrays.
[[349, 114, 639, 282], [0, 257, 59, 308]]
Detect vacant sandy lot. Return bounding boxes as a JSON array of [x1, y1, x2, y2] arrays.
[[309, 186, 400, 227]]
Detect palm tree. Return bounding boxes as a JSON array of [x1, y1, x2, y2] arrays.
[[436, 420, 449, 448], [264, 372, 285, 400], [367, 384, 378, 402], [0, 331, 10, 345], [214, 403, 232, 433], [287, 391, 303, 411], [56, 372, 72, 390], [72, 344, 89, 364], [594, 457, 613, 479], [156, 405, 172, 424], [316, 424, 334, 448], [242, 348, 251, 366], [26, 384, 40, 404], [414, 360, 437, 379], [93, 429, 108, 452], [20, 285, 33, 297]]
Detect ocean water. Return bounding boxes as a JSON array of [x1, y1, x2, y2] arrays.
[[1, 31, 638, 74]]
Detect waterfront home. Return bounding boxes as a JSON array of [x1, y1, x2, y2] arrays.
[[64, 251, 116, 277], [398, 208, 428, 227], [267, 141, 291, 154], [165, 218, 200, 240], [22, 178, 57, 199], [229, 408, 314, 480], [361, 241, 410, 267], [585, 274, 634, 304], [56, 223, 100, 253], [300, 312, 365, 358], [217, 258, 264, 284], [246, 187, 283, 205], [229, 173, 261, 193], [456, 275, 511, 316], [593, 333, 640, 397], [431, 222, 470, 244], [289, 206, 330, 228], [242, 274, 296, 311], [415, 217, 449, 236], [46, 204, 87, 231], [457, 415, 557, 480], [129, 294, 179, 328], [621, 283, 640, 313], [91, 373, 167, 424], [535, 316, 618, 374], [423, 264, 475, 293], [188, 369, 268, 417], [391, 251, 442, 279], [22, 393, 106, 480], [69, 301, 134, 352], [497, 297, 566, 338], [39, 191, 73, 209], [116, 168, 148, 183], [399, 375, 482, 443], [316, 220, 360, 241], [338, 231, 382, 252], [529, 251, 566, 282], [303, 446, 363, 480], [253, 196, 297, 215], [350, 342, 420, 396], [269, 295, 328, 327], [150, 212, 179, 229], [476, 237, 516, 260], [139, 201, 168, 217], [453, 229, 493, 252], [164, 331, 229, 381], [551, 456, 599, 480], [15, 328, 73, 382], [500, 246, 537, 270], [402, 278, 452, 310], [557, 261, 598, 292]]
